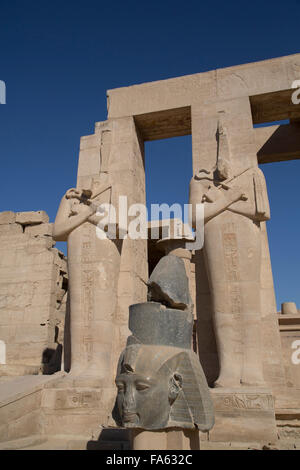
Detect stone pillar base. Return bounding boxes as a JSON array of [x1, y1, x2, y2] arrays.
[[132, 429, 200, 450]]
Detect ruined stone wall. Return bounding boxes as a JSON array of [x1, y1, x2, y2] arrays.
[[277, 313, 300, 406], [0, 211, 68, 375]]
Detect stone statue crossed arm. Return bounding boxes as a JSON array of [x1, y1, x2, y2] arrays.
[[225, 167, 270, 222], [53, 188, 97, 242], [53, 184, 113, 241], [189, 174, 246, 229], [189, 166, 270, 229]]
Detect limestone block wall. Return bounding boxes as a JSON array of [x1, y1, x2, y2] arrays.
[[278, 313, 300, 395], [0, 211, 68, 375]]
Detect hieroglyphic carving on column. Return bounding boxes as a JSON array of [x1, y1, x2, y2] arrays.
[[222, 231, 240, 282], [80, 221, 97, 365], [221, 224, 243, 315]]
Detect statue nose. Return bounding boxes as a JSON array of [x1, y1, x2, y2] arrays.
[[123, 385, 135, 410]]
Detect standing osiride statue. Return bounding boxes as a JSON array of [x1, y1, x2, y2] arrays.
[[53, 181, 120, 383], [189, 121, 270, 388]]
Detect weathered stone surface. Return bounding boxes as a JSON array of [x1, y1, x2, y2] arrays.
[[0, 224, 23, 235], [148, 255, 191, 310], [0, 212, 16, 225], [25, 223, 53, 237], [16, 211, 49, 225]]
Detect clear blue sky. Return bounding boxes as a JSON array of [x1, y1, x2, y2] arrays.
[[0, 0, 299, 310]]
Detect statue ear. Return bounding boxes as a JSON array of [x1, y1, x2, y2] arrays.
[[168, 373, 183, 404]]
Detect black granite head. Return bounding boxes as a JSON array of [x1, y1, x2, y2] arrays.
[[114, 255, 214, 431]]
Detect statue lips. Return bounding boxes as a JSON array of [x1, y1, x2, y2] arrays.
[[123, 410, 139, 425]]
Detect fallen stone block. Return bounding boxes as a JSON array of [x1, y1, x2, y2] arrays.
[[0, 212, 16, 225], [16, 211, 49, 225]]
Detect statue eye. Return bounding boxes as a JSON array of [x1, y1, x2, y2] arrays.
[[135, 382, 150, 391]]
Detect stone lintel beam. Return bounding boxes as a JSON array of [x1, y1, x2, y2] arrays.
[[107, 54, 300, 123], [134, 107, 191, 141], [250, 89, 300, 125], [255, 122, 300, 164]]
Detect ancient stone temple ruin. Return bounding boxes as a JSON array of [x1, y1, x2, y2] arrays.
[[0, 53, 300, 450]]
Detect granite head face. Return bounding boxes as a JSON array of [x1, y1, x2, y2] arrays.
[[115, 344, 214, 431]]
